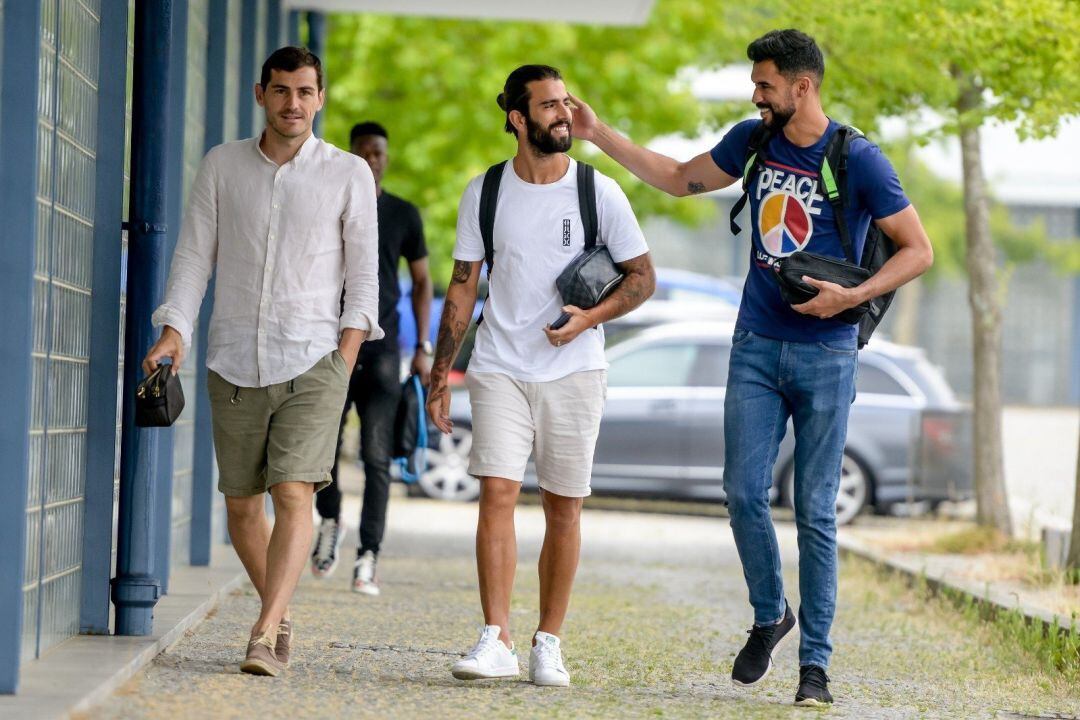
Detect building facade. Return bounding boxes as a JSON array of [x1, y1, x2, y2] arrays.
[[0, 0, 301, 693]]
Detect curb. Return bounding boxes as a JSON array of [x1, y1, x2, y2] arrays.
[[67, 569, 248, 718], [836, 533, 1078, 636]]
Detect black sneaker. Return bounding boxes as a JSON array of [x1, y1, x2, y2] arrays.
[[795, 664, 833, 706], [731, 601, 798, 686], [311, 517, 344, 578]]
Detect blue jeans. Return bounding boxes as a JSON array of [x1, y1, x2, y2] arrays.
[[722, 327, 857, 669]]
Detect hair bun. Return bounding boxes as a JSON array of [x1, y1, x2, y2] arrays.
[[496, 92, 507, 111]]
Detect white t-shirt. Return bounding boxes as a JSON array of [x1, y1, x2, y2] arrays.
[[454, 157, 649, 382]]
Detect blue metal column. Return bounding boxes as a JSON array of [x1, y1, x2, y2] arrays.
[[287, 10, 301, 46], [111, 0, 174, 636], [0, 0, 43, 693], [81, 0, 131, 635], [154, 0, 189, 596], [267, 0, 281, 54], [190, 0, 228, 566], [307, 12, 325, 138], [238, 0, 257, 139]]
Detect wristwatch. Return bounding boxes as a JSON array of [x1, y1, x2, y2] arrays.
[[416, 340, 433, 356]]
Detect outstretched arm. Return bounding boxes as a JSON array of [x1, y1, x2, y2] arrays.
[[570, 93, 738, 197], [426, 259, 482, 433]]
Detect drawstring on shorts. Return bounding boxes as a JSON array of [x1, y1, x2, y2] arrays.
[[230, 386, 241, 405]]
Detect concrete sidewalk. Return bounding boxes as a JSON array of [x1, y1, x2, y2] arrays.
[[91, 498, 1080, 719]]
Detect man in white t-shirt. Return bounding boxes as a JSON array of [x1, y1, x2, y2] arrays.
[[427, 64, 655, 687]]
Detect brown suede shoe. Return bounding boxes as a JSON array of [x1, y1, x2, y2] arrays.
[[240, 632, 283, 677], [275, 619, 292, 666]]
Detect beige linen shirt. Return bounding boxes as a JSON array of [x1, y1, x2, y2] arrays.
[[152, 134, 383, 387]]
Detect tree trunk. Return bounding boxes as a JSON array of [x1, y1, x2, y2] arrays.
[[1067, 423, 1080, 572], [957, 83, 1013, 536]]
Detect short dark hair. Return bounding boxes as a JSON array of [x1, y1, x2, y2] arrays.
[[498, 64, 563, 135], [350, 121, 388, 145], [746, 29, 824, 85], [260, 46, 323, 90]]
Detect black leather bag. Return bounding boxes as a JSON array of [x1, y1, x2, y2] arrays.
[[551, 245, 624, 329], [135, 364, 185, 427], [774, 251, 871, 325]]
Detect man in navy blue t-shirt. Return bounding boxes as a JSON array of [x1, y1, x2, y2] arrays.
[[570, 29, 932, 706]]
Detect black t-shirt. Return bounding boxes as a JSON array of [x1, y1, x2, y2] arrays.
[[373, 191, 427, 343]]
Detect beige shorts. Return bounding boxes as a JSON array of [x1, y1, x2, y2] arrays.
[[208, 350, 349, 497], [465, 369, 607, 498]]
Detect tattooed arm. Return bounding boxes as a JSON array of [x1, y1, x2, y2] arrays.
[[543, 252, 656, 348], [568, 93, 737, 197], [426, 259, 482, 434]]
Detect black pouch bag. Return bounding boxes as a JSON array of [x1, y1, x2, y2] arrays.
[[774, 252, 870, 325], [135, 364, 185, 427], [551, 245, 624, 329]]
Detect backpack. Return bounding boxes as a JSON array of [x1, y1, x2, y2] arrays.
[[392, 373, 428, 483], [728, 123, 898, 348], [476, 160, 598, 323]]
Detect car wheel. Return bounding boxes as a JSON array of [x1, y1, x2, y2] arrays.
[[417, 424, 480, 502], [783, 452, 870, 526]]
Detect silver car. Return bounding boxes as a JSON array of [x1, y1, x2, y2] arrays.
[[418, 321, 972, 525]]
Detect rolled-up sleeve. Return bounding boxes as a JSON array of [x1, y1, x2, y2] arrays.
[[151, 152, 219, 346], [339, 161, 384, 340]]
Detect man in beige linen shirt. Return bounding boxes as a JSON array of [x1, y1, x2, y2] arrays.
[[143, 47, 381, 677]]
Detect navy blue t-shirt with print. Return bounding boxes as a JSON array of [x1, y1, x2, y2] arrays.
[[711, 119, 910, 343]]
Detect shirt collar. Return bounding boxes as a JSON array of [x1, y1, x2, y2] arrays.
[[253, 132, 320, 166]]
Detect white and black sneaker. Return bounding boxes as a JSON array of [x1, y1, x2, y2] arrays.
[[310, 516, 344, 578], [795, 664, 833, 706], [731, 601, 797, 686], [352, 550, 380, 595], [451, 625, 520, 680]]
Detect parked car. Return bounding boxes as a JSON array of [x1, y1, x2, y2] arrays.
[[416, 321, 972, 525]]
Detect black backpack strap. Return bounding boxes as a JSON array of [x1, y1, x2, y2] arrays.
[[478, 161, 506, 276], [576, 162, 598, 250], [729, 122, 773, 236], [820, 125, 860, 264]]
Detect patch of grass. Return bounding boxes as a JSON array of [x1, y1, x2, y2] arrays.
[[942, 585, 1080, 682], [927, 525, 1038, 555], [859, 556, 1080, 682]]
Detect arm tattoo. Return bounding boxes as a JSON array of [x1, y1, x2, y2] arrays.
[[450, 259, 471, 285], [430, 296, 470, 385], [687, 181, 706, 194], [601, 255, 656, 321]]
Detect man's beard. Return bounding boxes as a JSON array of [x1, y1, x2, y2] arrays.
[[525, 114, 572, 155], [759, 101, 795, 130]]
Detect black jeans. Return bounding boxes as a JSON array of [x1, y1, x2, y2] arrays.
[[315, 340, 401, 555]]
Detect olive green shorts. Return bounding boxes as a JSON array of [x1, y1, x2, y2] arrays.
[[208, 350, 349, 497]]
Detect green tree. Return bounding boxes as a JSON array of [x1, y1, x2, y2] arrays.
[[798, 0, 1080, 535], [322, 3, 775, 283]]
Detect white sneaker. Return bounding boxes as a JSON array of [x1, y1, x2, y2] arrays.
[[311, 517, 344, 578], [352, 550, 380, 596], [529, 631, 570, 687], [451, 625, 520, 680]]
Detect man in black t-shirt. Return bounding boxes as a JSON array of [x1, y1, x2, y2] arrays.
[[311, 121, 432, 595]]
